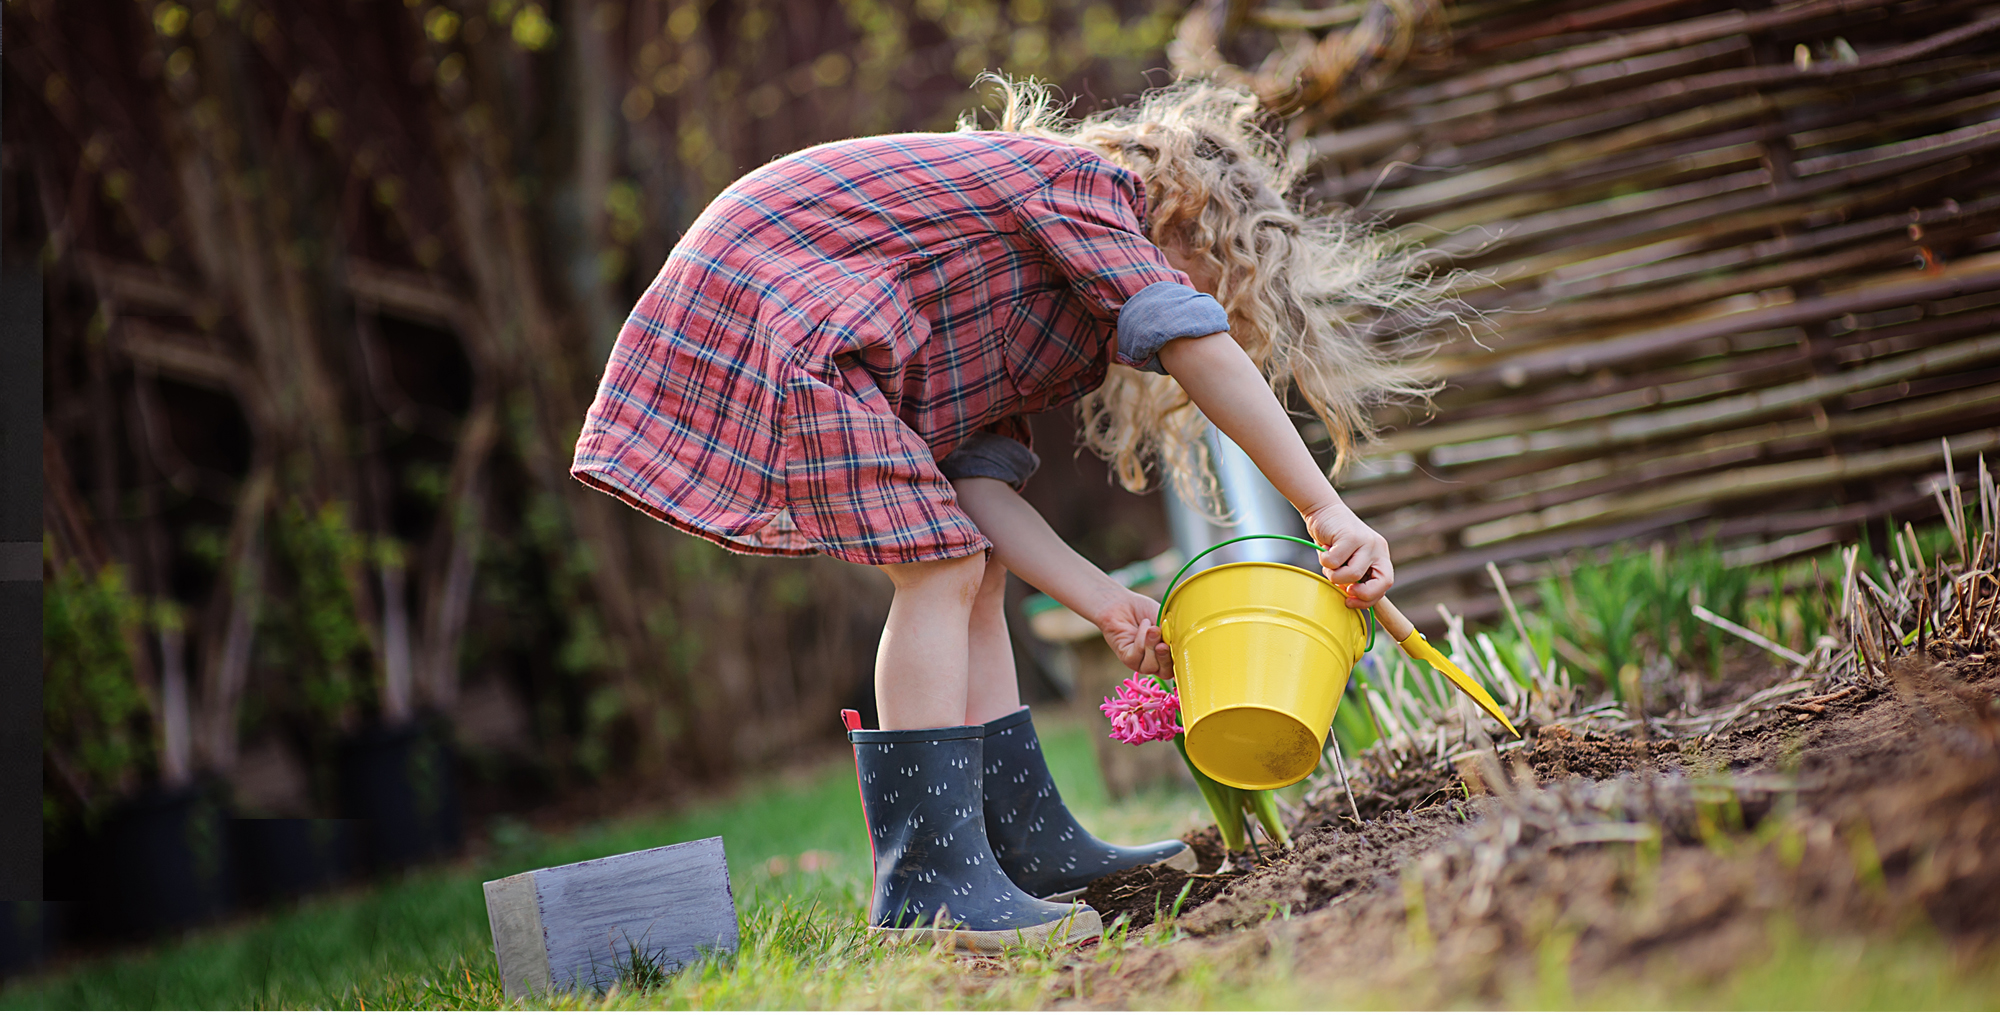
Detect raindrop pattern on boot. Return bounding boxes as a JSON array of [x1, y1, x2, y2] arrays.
[[981, 707, 1192, 899], [850, 725, 1090, 932]]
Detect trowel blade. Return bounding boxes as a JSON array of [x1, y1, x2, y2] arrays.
[[1399, 632, 1520, 737]]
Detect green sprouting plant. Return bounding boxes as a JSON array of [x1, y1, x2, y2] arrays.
[[1553, 549, 1650, 688], [1173, 734, 1290, 853], [1742, 559, 1834, 657], [1664, 540, 1754, 677], [1524, 536, 1835, 697], [43, 555, 152, 820]]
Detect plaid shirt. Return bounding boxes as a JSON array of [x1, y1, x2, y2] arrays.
[[572, 132, 1192, 565]]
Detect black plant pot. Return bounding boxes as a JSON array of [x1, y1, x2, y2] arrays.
[[84, 785, 234, 940], [229, 818, 360, 905], [0, 903, 60, 980], [336, 722, 462, 871]]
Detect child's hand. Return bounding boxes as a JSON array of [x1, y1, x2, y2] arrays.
[[1097, 591, 1174, 679], [1305, 501, 1394, 607]]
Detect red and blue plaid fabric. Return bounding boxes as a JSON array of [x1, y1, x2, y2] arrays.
[[572, 132, 1186, 565]]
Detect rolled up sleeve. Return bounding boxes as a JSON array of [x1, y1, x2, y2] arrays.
[[938, 430, 1042, 490], [1116, 281, 1230, 374]]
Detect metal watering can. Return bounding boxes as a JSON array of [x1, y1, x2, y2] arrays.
[[1158, 534, 1519, 791]]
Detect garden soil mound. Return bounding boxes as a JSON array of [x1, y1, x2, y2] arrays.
[[1066, 653, 2000, 1006]]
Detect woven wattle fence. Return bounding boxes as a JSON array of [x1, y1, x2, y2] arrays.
[[1171, 0, 2000, 609]]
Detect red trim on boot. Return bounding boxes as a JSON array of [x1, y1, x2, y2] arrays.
[[842, 709, 872, 883]]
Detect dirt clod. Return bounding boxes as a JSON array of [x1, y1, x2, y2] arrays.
[[1521, 723, 1684, 780]]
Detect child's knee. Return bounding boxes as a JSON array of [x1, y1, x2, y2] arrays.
[[974, 555, 1009, 604], [880, 551, 988, 606]]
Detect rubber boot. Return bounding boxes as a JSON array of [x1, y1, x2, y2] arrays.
[[848, 720, 1102, 953], [982, 707, 1198, 900]]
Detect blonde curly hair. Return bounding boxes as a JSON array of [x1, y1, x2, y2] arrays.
[[964, 76, 1457, 515]]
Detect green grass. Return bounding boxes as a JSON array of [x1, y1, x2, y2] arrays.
[[1, 713, 1200, 1011], [16, 656, 1996, 1008], [5, 760, 869, 1009], [1557, 917, 2000, 1011]]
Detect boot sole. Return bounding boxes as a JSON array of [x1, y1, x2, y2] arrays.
[[1040, 844, 1200, 903], [870, 907, 1103, 955]]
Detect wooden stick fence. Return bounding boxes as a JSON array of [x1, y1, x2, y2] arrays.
[[1174, 0, 2000, 609]]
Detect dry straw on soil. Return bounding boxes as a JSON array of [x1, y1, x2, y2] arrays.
[[1171, 0, 2000, 610]]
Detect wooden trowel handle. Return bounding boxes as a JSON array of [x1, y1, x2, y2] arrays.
[[1370, 596, 1416, 643]]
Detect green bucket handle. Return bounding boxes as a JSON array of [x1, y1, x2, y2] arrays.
[[1155, 533, 1376, 652]]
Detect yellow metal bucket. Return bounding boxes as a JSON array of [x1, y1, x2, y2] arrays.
[[1159, 537, 1370, 791]]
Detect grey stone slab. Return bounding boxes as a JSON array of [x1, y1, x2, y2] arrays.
[[483, 835, 737, 998]]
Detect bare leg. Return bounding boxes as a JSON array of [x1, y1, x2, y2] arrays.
[[874, 552, 986, 730], [965, 554, 1022, 726]]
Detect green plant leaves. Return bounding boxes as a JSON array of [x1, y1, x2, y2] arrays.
[[266, 498, 374, 727], [43, 558, 152, 813], [1173, 735, 1290, 852], [1533, 537, 1834, 696]]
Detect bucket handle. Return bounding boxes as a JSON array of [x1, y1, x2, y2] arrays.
[[1156, 533, 1375, 650]]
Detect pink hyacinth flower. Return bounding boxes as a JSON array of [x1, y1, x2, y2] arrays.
[[1100, 676, 1183, 745]]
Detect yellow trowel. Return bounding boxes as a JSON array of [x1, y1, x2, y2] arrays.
[[1371, 597, 1520, 737]]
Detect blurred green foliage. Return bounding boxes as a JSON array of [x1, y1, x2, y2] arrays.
[[264, 499, 375, 727], [42, 556, 152, 824], [30, 0, 1196, 818]]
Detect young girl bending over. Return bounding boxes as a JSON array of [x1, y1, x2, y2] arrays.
[[573, 79, 1443, 951]]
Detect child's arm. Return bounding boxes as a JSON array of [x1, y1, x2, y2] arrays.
[[952, 477, 1172, 678], [1157, 332, 1394, 607]]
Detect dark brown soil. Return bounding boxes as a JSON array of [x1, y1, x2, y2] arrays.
[[1324, 756, 1468, 819], [1517, 723, 1686, 779], [1179, 823, 1230, 873], [1056, 649, 2000, 1006], [1081, 819, 1284, 931], [1078, 861, 1235, 932], [1178, 804, 1471, 937]]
